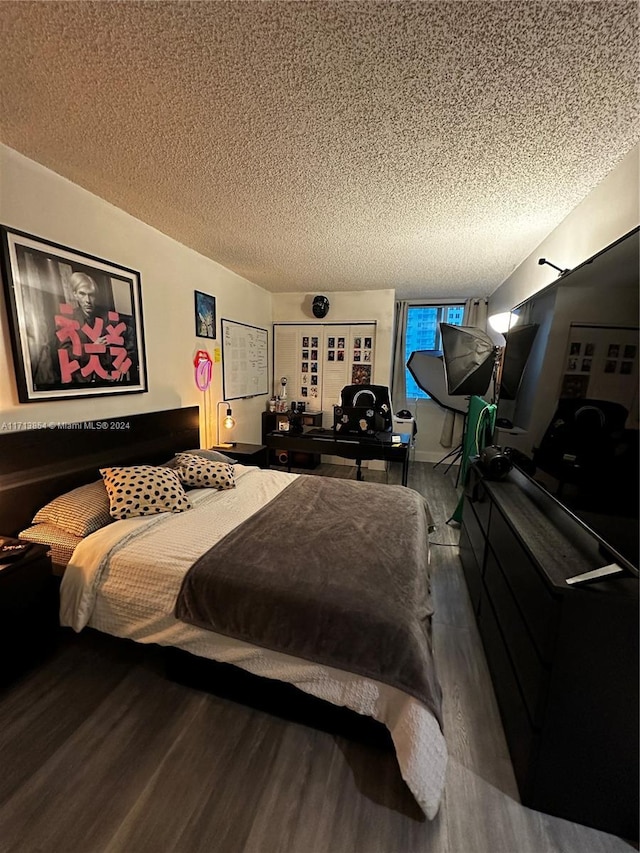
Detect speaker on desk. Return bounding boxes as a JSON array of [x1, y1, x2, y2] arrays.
[[274, 449, 319, 469]]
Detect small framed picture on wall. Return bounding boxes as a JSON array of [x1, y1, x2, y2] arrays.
[[195, 290, 216, 339]]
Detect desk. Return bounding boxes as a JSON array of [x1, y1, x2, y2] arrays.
[[264, 429, 411, 486]]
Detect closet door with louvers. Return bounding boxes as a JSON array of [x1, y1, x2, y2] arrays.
[[321, 325, 376, 427], [274, 323, 377, 429], [273, 325, 325, 410]]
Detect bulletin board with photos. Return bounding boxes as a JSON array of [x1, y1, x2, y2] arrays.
[[273, 324, 377, 424], [560, 323, 639, 421]]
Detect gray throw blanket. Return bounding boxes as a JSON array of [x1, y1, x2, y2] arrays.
[[175, 475, 442, 728]]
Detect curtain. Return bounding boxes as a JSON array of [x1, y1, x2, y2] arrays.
[[464, 296, 489, 329], [440, 297, 489, 447], [391, 300, 409, 413]]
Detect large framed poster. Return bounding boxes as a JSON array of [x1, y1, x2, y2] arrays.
[[0, 226, 147, 402]]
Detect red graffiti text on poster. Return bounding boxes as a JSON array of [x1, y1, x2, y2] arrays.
[[55, 304, 132, 383]]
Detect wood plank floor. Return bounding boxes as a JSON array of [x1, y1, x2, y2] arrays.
[[0, 462, 635, 853]]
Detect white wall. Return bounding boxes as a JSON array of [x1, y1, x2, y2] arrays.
[[489, 145, 639, 316], [408, 398, 465, 464], [0, 145, 272, 444]]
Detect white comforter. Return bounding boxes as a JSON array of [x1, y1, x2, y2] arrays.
[[59, 465, 447, 818]]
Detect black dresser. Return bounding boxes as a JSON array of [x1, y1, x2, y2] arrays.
[[459, 463, 638, 840]]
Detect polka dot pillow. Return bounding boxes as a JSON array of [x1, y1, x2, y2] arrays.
[[174, 453, 236, 490], [100, 465, 192, 520]]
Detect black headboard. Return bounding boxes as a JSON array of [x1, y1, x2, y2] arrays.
[[0, 407, 200, 535]]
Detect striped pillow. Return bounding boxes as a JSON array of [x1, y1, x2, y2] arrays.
[[19, 522, 82, 569], [33, 479, 113, 537], [178, 448, 236, 464]]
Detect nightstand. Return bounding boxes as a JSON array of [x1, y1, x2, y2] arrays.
[[209, 442, 269, 468], [0, 543, 58, 685]]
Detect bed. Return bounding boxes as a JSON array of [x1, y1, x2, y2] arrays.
[[0, 407, 447, 818]]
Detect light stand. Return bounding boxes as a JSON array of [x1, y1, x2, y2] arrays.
[[406, 350, 469, 474], [408, 325, 500, 482]]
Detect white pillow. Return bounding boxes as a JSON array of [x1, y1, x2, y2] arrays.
[[100, 465, 192, 520], [174, 453, 236, 490]]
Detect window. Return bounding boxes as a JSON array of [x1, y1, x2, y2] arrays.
[[405, 304, 464, 399]]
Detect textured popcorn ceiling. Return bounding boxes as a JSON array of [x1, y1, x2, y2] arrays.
[[0, 1, 638, 299]]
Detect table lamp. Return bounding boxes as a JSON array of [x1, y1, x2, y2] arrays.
[[216, 401, 236, 448]]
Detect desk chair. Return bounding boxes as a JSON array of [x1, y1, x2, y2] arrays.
[[533, 398, 629, 497], [337, 384, 393, 480], [339, 384, 393, 430]]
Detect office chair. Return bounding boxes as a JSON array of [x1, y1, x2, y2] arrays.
[[339, 384, 393, 432], [533, 398, 629, 496], [335, 384, 393, 481]]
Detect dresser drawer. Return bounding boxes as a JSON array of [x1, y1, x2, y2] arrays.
[[477, 588, 537, 792], [489, 509, 559, 662], [470, 479, 492, 530], [461, 499, 487, 568], [459, 526, 482, 614], [485, 546, 550, 726]]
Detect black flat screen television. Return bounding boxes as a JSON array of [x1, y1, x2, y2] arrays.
[[496, 227, 639, 575]]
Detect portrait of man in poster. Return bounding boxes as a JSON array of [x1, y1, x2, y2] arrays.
[[1, 227, 146, 402]]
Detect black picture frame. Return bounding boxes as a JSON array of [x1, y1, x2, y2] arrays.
[[0, 226, 147, 402], [194, 290, 216, 339]]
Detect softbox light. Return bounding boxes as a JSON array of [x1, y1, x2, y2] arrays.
[[440, 323, 497, 397], [499, 323, 539, 400], [406, 351, 469, 414]]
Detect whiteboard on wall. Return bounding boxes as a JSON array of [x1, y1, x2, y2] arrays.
[[221, 319, 269, 400]]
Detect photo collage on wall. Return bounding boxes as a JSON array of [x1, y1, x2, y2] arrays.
[[325, 333, 374, 384], [562, 339, 597, 398], [604, 342, 636, 375], [299, 335, 319, 401], [561, 337, 638, 398], [326, 335, 345, 363], [565, 340, 595, 382], [350, 336, 373, 384]]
